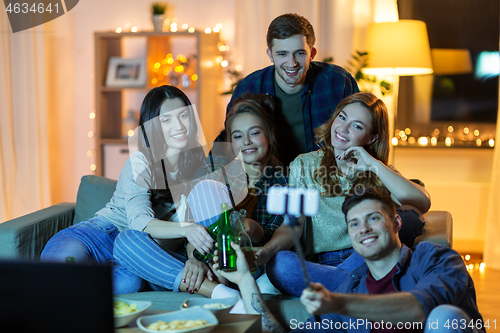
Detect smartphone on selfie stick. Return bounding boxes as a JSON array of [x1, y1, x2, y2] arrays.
[[267, 186, 319, 286]]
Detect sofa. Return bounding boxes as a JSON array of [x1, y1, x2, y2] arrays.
[[0, 175, 453, 330]]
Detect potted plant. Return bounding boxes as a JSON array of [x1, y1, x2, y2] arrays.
[[151, 2, 167, 32]]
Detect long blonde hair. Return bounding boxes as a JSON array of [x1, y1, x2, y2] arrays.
[[313, 92, 390, 196]]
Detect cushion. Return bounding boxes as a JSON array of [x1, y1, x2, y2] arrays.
[[73, 175, 118, 225]]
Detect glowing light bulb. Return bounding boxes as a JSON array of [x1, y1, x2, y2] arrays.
[[408, 137, 416, 144], [430, 137, 437, 146], [391, 137, 398, 146], [489, 139, 495, 147], [182, 23, 188, 29], [131, 27, 138, 32], [216, 23, 222, 29], [463, 127, 469, 134], [445, 137, 452, 147], [474, 129, 480, 136], [418, 137, 428, 146], [205, 28, 212, 34], [116, 27, 122, 33], [404, 128, 411, 135], [465, 255, 470, 261], [188, 27, 195, 33], [448, 126, 454, 133], [88, 131, 94, 138], [221, 60, 228, 67], [89, 112, 96, 119], [235, 65, 242, 72], [90, 164, 96, 171], [87, 150, 93, 157], [191, 74, 198, 81], [476, 139, 482, 147], [127, 130, 134, 137], [219, 45, 226, 52], [213, 27, 220, 33]]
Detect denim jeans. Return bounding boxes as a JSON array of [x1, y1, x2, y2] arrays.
[[424, 305, 483, 333], [40, 217, 144, 295], [266, 249, 365, 297]]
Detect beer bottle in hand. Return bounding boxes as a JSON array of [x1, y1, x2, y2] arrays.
[[218, 202, 237, 271], [193, 205, 233, 263], [231, 209, 257, 274]]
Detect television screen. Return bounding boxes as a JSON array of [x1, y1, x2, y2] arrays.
[[431, 51, 499, 123]]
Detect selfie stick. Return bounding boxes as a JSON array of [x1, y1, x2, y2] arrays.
[[283, 193, 312, 290]]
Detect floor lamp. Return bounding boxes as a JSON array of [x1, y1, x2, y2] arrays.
[[362, 20, 433, 163]]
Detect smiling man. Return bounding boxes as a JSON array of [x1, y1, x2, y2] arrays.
[[214, 188, 485, 333], [216, 13, 359, 169]]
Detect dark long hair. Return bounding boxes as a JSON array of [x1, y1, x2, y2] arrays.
[[137, 85, 204, 205]]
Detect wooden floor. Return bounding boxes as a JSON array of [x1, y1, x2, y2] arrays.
[[464, 255, 500, 332]]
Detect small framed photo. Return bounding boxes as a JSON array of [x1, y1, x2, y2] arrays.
[[105, 57, 146, 87]]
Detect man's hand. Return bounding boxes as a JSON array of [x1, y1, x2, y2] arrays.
[[212, 242, 252, 285], [300, 282, 339, 315], [253, 246, 271, 266], [182, 259, 213, 293], [184, 223, 214, 255]]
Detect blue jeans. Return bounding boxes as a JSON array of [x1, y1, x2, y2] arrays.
[[424, 305, 483, 333], [266, 248, 365, 297], [40, 217, 144, 295]]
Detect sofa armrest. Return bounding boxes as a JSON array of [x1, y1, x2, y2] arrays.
[[414, 210, 453, 248], [0, 203, 76, 260]]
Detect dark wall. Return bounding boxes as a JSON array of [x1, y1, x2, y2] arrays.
[[398, 0, 499, 50]]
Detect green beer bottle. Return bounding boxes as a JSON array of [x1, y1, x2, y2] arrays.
[[193, 205, 233, 262], [231, 209, 257, 274], [218, 202, 237, 271]]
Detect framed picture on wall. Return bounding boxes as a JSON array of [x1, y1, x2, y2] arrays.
[[105, 57, 146, 87]]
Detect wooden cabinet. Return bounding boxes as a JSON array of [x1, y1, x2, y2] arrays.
[[94, 31, 224, 178]]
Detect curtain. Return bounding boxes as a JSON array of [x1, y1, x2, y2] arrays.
[[0, 11, 51, 222], [483, 87, 500, 269]]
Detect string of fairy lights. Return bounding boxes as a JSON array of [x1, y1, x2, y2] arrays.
[[392, 126, 495, 148]]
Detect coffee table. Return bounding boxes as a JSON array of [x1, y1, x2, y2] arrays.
[[115, 311, 261, 333]]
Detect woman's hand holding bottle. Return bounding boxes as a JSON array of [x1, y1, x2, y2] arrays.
[[184, 223, 214, 255]]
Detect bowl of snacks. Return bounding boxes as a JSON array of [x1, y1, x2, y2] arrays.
[[180, 296, 238, 320], [114, 298, 152, 328], [137, 307, 218, 332]]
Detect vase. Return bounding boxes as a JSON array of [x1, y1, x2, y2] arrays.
[[152, 14, 165, 32]]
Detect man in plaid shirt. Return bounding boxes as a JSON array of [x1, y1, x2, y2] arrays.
[[216, 13, 359, 168]]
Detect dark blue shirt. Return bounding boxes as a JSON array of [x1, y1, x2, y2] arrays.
[[291, 242, 485, 333]]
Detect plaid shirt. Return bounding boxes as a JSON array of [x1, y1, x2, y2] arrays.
[[248, 166, 288, 246], [191, 155, 288, 246], [217, 62, 359, 163]]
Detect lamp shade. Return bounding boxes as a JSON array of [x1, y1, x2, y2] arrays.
[[363, 20, 433, 76], [431, 49, 472, 75]]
